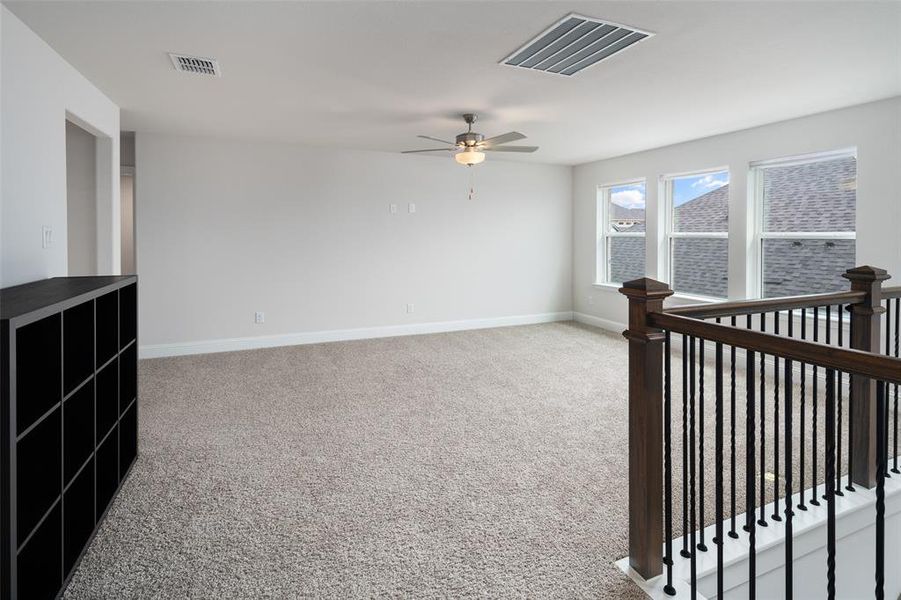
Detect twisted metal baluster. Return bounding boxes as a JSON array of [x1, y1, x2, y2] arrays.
[[798, 309, 808, 511], [715, 342, 724, 598], [846, 305, 855, 493], [772, 311, 782, 521], [758, 312, 767, 527], [663, 332, 676, 596], [884, 366, 891, 480], [885, 299, 897, 477], [784, 357, 794, 600], [729, 316, 738, 539], [811, 307, 821, 506], [745, 314, 754, 532], [823, 306, 841, 500], [837, 305, 845, 496], [689, 337, 698, 598], [875, 381, 886, 600], [698, 339, 707, 551], [681, 334, 691, 558], [889, 298, 901, 474], [825, 369, 837, 600], [885, 302, 891, 479], [746, 343, 757, 598]]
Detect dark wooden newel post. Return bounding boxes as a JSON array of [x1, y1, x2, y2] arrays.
[[620, 277, 673, 580], [843, 265, 890, 488]]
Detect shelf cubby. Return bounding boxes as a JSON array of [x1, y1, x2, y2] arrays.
[[64, 379, 94, 484], [17, 502, 61, 600], [120, 342, 137, 415], [120, 343, 136, 412], [120, 402, 137, 478], [64, 460, 95, 577], [120, 283, 136, 348], [1, 275, 138, 599], [96, 358, 119, 443], [15, 313, 61, 434], [96, 428, 119, 518], [96, 290, 118, 366], [16, 407, 61, 545], [63, 299, 94, 394]]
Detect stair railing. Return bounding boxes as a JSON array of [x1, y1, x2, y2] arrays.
[[621, 265, 901, 599]]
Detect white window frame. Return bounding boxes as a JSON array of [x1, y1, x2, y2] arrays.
[[596, 179, 646, 285], [750, 148, 857, 299], [662, 167, 730, 299]]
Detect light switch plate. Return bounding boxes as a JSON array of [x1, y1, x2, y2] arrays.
[[408, 203, 416, 214]]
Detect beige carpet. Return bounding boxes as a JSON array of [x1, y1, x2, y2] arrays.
[[62, 321, 853, 599]]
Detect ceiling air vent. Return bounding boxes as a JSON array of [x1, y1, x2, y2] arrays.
[[501, 13, 652, 77], [168, 53, 221, 77]]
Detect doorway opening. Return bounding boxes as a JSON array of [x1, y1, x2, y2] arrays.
[[121, 132, 136, 274], [66, 120, 98, 275]]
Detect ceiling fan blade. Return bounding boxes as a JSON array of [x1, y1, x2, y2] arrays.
[[483, 145, 539, 153], [417, 135, 456, 146], [401, 148, 455, 153], [481, 131, 526, 147]]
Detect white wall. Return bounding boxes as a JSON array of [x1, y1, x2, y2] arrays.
[[573, 97, 901, 331], [66, 120, 97, 275], [1, 6, 120, 287], [136, 133, 572, 355]]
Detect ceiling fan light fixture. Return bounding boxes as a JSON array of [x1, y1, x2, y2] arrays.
[[402, 114, 536, 163], [455, 149, 485, 166]]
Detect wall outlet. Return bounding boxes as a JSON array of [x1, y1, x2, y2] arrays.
[[406, 303, 415, 314], [389, 203, 398, 214], [42, 226, 53, 249], [408, 202, 416, 214], [254, 311, 265, 324], [588, 295, 594, 305]]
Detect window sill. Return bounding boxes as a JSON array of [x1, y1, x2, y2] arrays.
[[592, 282, 723, 304], [591, 282, 623, 292], [670, 292, 722, 304]]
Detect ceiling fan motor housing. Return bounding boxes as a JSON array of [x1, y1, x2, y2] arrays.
[[456, 132, 484, 147]]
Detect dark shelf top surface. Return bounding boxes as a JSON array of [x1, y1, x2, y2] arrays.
[[1, 276, 137, 320]]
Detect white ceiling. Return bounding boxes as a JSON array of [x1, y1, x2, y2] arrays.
[[6, 1, 900, 165]]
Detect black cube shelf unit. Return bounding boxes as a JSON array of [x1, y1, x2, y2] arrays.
[[1, 276, 138, 600]]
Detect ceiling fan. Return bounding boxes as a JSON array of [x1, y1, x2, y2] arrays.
[[402, 114, 538, 166]]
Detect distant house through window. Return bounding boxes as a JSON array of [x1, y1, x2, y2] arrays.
[[598, 181, 646, 284], [665, 169, 730, 298], [752, 149, 857, 298]]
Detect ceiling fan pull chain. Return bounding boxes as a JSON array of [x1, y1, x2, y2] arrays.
[[468, 167, 476, 200]]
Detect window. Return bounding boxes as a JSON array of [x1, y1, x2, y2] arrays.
[[664, 170, 730, 298], [752, 150, 856, 298], [598, 181, 646, 284]]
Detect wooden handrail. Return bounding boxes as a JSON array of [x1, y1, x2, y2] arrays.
[[664, 290, 866, 319], [648, 311, 901, 385], [884, 285, 901, 299]]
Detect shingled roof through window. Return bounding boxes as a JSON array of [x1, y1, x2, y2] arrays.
[[607, 156, 856, 298]]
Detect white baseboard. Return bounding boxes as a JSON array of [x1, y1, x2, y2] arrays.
[[572, 311, 625, 334], [139, 311, 574, 358]]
